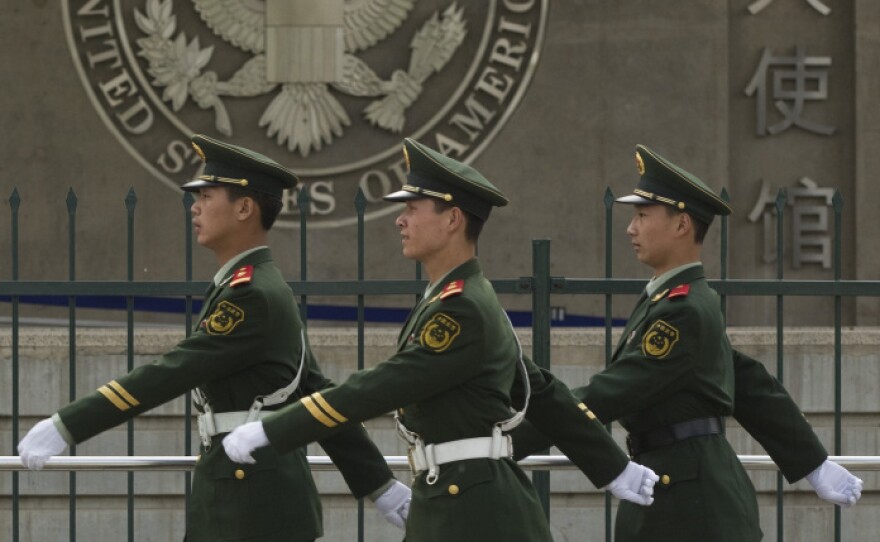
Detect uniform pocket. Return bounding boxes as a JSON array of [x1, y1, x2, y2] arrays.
[[640, 444, 706, 539], [210, 448, 317, 541], [420, 459, 495, 500]]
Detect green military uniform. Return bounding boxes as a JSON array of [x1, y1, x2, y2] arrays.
[[53, 136, 394, 542], [585, 263, 761, 541], [730, 349, 827, 482], [512, 144, 827, 541], [260, 138, 631, 542]]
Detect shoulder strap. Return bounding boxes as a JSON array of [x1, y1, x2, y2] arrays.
[[496, 311, 530, 432]]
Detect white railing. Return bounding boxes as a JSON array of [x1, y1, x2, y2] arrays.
[[1, 455, 879, 471]]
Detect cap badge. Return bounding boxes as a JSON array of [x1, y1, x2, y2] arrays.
[[635, 151, 645, 176]]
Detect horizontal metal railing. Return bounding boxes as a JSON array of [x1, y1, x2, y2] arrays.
[[5, 187, 875, 542], [2, 455, 879, 472]]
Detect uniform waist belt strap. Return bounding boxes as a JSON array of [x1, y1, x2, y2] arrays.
[[409, 433, 513, 474], [626, 416, 724, 456]]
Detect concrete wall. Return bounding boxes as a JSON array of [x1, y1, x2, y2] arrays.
[[2, 1, 878, 328], [1, 326, 877, 541]]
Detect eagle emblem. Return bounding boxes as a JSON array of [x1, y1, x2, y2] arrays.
[[134, 0, 467, 157]]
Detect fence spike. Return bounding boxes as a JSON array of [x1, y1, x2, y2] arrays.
[[9, 188, 20, 210], [720, 187, 730, 203], [182, 190, 193, 210], [832, 189, 843, 211], [297, 185, 311, 207], [774, 187, 787, 212], [125, 187, 138, 211], [603, 187, 614, 210], [66, 188, 78, 214], [354, 187, 367, 212]]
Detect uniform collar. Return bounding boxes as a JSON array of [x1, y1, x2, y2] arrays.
[[646, 261, 703, 297], [213, 246, 270, 286], [425, 258, 482, 298]]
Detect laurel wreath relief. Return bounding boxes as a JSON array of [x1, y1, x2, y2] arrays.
[[134, 0, 467, 157]]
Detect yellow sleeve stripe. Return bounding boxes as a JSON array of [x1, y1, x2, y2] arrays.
[[302, 396, 339, 428], [98, 386, 131, 411], [578, 402, 597, 420], [311, 392, 348, 424], [108, 380, 140, 407]]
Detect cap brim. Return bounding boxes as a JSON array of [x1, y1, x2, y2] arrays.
[[181, 179, 223, 192], [615, 194, 654, 205], [383, 190, 423, 202]]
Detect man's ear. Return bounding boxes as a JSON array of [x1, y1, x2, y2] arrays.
[[676, 211, 693, 236], [236, 196, 256, 222], [448, 206, 465, 231]]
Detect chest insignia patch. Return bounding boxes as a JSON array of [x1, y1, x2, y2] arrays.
[[642, 319, 680, 359], [205, 300, 246, 335], [229, 265, 254, 288], [420, 312, 461, 353]]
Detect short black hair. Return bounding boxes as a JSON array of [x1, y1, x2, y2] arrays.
[[432, 200, 485, 242], [664, 206, 709, 244], [225, 185, 283, 230]]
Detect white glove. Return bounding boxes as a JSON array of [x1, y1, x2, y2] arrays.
[[806, 459, 863, 508], [605, 461, 659, 506], [374, 480, 411, 530], [222, 421, 270, 464], [18, 418, 69, 470]]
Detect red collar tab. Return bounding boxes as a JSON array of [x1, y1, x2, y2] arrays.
[[229, 265, 254, 288], [439, 280, 465, 301], [667, 284, 690, 299]]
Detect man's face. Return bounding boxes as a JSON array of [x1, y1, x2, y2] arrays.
[[190, 187, 239, 250], [626, 204, 680, 272], [394, 199, 452, 261]]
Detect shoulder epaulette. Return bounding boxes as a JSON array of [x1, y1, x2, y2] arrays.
[[651, 283, 690, 302], [439, 279, 465, 301], [667, 284, 690, 299], [229, 265, 254, 288]]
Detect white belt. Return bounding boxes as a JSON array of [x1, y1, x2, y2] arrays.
[[197, 410, 275, 446], [407, 426, 513, 485], [194, 330, 308, 448]]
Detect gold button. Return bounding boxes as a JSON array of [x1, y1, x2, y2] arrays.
[[661, 474, 671, 486], [234, 469, 246, 480], [448, 484, 460, 495]]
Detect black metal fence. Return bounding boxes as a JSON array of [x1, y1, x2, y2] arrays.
[[2, 186, 879, 541]]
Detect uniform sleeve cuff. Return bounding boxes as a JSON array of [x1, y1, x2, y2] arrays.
[[51, 413, 76, 446], [367, 477, 396, 502]]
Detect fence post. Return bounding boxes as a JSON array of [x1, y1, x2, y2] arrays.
[[833, 190, 843, 542], [531, 239, 551, 517], [66, 188, 78, 541], [9, 188, 21, 542], [182, 191, 195, 518], [602, 188, 615, 542], [124, 188, 137, 541], [774, 188, 787, 541], [355, 188, 367, 542], [298, 188, 310, 320]]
